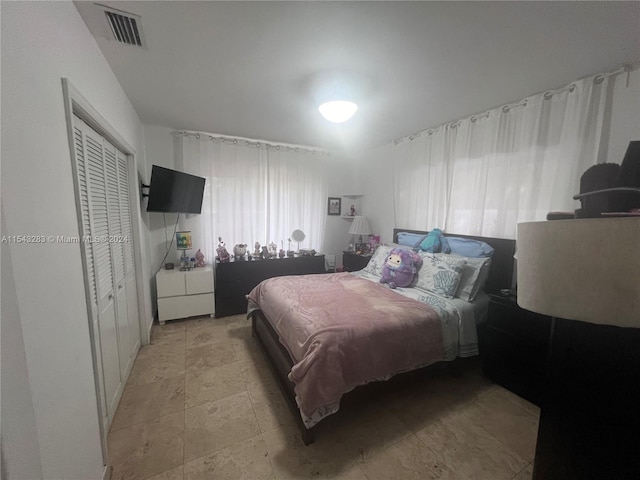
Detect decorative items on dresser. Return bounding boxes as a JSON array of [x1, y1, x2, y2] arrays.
[[214, 255, 326, 317], [477, 293, 551, 406], [156, 266, 214, 324], [518, 217, 640, 480], [342, 251, 371, 272]]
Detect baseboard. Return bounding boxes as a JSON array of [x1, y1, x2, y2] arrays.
[[146, 315, 154, 344], [102, 464, 112, 480]]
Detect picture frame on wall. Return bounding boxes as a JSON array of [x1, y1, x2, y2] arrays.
[[328, 197, 341, 216]]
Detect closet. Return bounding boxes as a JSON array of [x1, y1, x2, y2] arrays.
[[72, 115, 140, 430]]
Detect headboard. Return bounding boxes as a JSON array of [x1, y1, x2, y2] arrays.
[[392, 228, 516, 295]]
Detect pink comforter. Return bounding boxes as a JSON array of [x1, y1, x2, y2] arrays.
[[247, 272, 445, 428]]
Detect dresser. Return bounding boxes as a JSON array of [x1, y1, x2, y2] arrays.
[[214, 255, 325, 317], [477, 293, 551, 406], [156, 267, 214, 324]]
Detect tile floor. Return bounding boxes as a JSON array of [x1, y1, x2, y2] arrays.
[[107, 314, 538, 480]]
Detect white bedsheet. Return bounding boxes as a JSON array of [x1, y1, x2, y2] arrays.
[[354, 270, 487, 359]]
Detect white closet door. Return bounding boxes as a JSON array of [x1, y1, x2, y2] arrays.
[[73, 119, 108, 429], [72, 114, 140, 428], [118, 151, 135, 275], [81, 120, 122, 423], [118, 151, 140, 355], [105, 141, 125, 285], [105, 139, 132, 378]]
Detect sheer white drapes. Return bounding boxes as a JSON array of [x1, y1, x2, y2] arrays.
[[394, 72, 613, 238], [177, 135, 327, 259]]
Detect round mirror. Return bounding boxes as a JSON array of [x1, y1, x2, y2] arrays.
[[291, 229, 305, 250]]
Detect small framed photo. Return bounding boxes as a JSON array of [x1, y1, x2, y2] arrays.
[[328, 197, 341, 216]]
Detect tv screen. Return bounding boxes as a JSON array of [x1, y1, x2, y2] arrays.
[[146, 165, 206, 214]]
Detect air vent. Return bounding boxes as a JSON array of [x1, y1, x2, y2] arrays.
[[96, 4, 146, 48]]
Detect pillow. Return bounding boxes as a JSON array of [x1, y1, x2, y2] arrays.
[[455, 256, 492, 302], [447, 237, 494, 258], [396, 232, 427, 249], [415, 253, 466, 298], [361, 244, 408, 278]]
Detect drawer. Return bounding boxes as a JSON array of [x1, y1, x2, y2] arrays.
[[186, 268, 214, 294], [479, 326, 548, 374], [487, 301, 551, 345], [157, 270, 186, 297], [158, 293, 214, 321]]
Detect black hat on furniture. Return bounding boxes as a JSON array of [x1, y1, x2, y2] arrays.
[[573, 141, 640, 218]]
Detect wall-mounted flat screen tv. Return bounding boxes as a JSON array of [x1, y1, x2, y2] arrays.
[[146, 165, 206, 214]]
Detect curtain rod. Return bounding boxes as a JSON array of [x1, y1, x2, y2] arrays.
[[393, 63, 633, 145], [172, 130, 331, 156]]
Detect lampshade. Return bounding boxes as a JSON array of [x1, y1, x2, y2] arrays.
[[348, 216, 372, 236], [516, 218, 640, 329], [175, 231, 192, 250], [318, 101, 358, 123]]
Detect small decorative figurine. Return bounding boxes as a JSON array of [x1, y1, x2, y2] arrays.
[[261, 246, 269, 259], [279, 240, 286, 258], [233, 244, 247, 261], [269, 241, 277, 258], [216, 237, 230, 263], [195, 249, 206, 267], [253, 242, 262, 260], [349, 204, 357, 216]]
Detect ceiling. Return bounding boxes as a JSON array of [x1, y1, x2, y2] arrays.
[[75, 1, 640, 153]]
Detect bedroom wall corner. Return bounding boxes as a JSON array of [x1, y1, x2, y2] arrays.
[[1, 207, 44, 480], [322, 152, 360, 264], [353, 143, 396, 244], [142, 124, 180, 324]]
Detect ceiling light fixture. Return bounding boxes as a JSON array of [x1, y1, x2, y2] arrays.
[[318, 100, 358, 123]]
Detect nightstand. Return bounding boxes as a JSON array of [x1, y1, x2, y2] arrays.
[[342, 251, 371, 272], [477, 293, 552, 406]]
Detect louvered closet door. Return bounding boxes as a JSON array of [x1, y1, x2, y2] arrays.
[[73, 118, 109, 428], [79, 119, 122, 423], [117, 150, 141, 356], [105, 140, 132, 378]]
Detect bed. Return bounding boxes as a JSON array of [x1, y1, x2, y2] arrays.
[[248, 229, 516, 445]]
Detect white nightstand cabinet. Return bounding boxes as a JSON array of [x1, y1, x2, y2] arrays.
[[156, 267, 214, 324]]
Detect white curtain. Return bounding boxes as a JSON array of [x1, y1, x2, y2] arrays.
[[394, 72, 612, 238], [177, 136, 327, 260]]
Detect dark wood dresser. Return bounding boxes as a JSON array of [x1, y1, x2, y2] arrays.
[[478, 293, 552, 406], [342, 251, 371, 272], [214, 255, 325, 317]]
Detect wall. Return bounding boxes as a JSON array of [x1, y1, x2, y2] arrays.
[[141, 125, 358, 283], [141, 125, 179, 320], [1, 2, 149, 478], [321, 153, 360, 267], [605, 66, 640, 164], [355, 66, 640, 242], [1, 208, 44, 480], [354, 142, 397, 244]]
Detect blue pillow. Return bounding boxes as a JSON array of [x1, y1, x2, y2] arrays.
[[447, 237, 494, 258], [396, 232, 427, 249]]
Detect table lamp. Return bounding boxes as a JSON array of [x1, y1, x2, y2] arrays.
[[348, 216, 372, 244], [176, 231, 193, 270]]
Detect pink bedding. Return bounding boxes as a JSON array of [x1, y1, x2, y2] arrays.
[[247, 272, 445, 428]]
